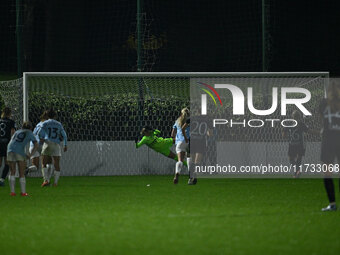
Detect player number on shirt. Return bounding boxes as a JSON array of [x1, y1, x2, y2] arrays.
[[0, 123, 6, 137], [192, 121, 208, 136], [48, 127, 59, 139], [14, 132, 26, 142]]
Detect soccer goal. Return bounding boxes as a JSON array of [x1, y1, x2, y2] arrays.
[[0, 72, 329, 176]]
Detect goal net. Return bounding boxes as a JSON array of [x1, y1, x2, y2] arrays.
[[0, 78, 23, 128], [23, 72, 190, 176], [0, 72, 328, 177]]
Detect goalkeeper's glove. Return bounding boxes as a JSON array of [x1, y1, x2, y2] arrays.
[[134, 136, 139, 143]]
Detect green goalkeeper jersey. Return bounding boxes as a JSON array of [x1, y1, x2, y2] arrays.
[[136, 130, 173, 156]]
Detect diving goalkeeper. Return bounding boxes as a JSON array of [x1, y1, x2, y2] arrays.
[[135, 126, 187, 165]]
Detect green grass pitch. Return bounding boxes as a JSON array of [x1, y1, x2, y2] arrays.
[[0, 176, 339, 255]]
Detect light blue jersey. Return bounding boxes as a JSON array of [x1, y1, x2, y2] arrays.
[[7, 129, 37, 157], [30, 121, 45, 148], [173, 120, 190, 144], [38, 119, 67, 146]]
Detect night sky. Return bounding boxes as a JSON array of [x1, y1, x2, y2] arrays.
[[0, 0, 339, 75]]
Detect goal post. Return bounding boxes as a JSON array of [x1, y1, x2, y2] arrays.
[[19, 72, 329, 177]]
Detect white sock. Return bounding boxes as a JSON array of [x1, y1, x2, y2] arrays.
[[187, 157, 192, 178], [54, 171, 60, 185], [192, 163, 197, 178], [175, 162, 183, 174], [28, 165, 38, 172], [42, 167, 48, 182], [10, 176, 15, 193], [19, 177, 26, 194], [47, 164, 54, 181]]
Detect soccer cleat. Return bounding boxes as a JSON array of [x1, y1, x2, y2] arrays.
[[321, 204, 337, 212], [10, 192, 16, 196], [24, 168, 29, 177], [0, 179, 5, 187], [20, 192, 29, 197], [173, 173, 179, 184], [188, 178, 198, 185], [53, 183, 57, 187], [41, 181, 50, 187]]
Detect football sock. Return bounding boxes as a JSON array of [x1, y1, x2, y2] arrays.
[[47, 164, 54, 182], [42, 167, 48, 182], [54, 171, 60, 185], [172, 155, 187, 166], [1, 164, 9, 179], [175, 162, 183, 174], [323, 178, 335, 203], [9, 175, 15, 193], [187, 157, 191, 178], [192, 163, 197, 178], [19, 177, 26, 193]]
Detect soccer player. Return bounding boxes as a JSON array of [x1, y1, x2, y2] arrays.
[[0, 107, 16, 186], [38, 109, 67, 187], [320, 83, 340, 211], [26, 111, 54, 178], [135, 126, 186, 165], [283, 110, 319, 178], [7, 121, 38, 196], [187, 113, 213, 184], [171, 108, 191, 184], [181, 119, 194, 184]]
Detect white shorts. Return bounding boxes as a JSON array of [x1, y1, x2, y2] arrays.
[[176, 142, 189, 154], [7, 152, 26, 162], [29, 144, 43, 159], [41, 141, 61, 157]]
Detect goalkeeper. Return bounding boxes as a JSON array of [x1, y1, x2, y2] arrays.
[[135, 126, 187, 165]]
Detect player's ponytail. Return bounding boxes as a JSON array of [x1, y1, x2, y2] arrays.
[[40, 110, 48, 121], [22, 121, 33, 130], [177, 107, 190, 127], [46, 108, 57, 119], [1, 107, 11, 119]]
